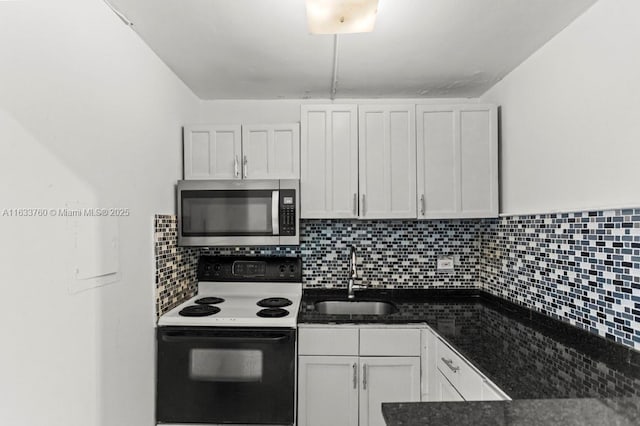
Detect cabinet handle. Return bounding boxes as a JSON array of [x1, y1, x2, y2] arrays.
[[441, 357, 460, 373], [234, 156, 239, 178], [352, 363, 357, 389], [420, 194, 426, 216], [353, 193, 357, 216], [243, 155, 248, 178], [362, 364, 367, 390], [361, 194, 366, 217]]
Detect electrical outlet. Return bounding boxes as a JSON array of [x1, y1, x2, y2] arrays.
[[437, 255, 454, 271]]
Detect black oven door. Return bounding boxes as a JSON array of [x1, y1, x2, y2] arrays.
[[157, 327, 296, 424]]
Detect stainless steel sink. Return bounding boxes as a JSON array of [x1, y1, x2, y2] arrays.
[[314, 300, 398, 316]]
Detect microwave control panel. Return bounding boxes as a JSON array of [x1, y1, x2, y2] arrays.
[[279, 190, 296, 236]]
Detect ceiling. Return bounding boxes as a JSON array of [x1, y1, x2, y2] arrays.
[[109, 0, 598, 100]]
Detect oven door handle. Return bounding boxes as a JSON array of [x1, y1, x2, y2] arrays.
[[161, 332, 291, 343]]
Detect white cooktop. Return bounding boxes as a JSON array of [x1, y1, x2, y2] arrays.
[[158, 282, 302, 328]]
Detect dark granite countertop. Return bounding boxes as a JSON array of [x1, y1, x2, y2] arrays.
[[381, 398, 640, 426], [299, 289, 640, 400]]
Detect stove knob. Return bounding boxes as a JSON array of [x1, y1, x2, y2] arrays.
[[279, 265, 286, 273], [289, 265, 296, 273]]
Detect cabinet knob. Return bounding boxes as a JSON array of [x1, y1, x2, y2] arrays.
[[353, 193, 357, 216], [420, 194, 426, 216], [234, 156, 239, 178], [243, 155, 248, 178], [361, 194, 366, 217]]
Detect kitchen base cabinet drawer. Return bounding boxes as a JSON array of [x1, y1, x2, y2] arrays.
[[299, 327, 359, 356], [430, 332, 510, 402], [360, 328, 421, 356], [434, 368, 464, 402], [436, 339, 483, 400]]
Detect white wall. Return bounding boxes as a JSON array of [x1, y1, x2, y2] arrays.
[[198, 98, 477, 124], [481, 0, 640, 215], [0, 1, 198, 425]]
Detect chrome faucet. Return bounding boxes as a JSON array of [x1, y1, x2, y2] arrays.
[[347, 245, 366, 299]]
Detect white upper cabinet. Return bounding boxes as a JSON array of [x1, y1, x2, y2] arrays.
[[183, 125, 242, 179], [183, 123, 300, 180], [358, 105, 417, 219], [242, 124, 300, 179], [416, 104, 498, 218], [300, 105, 359, 218]]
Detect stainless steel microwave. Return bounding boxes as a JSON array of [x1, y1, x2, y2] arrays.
[[177, 180, 299, 247]]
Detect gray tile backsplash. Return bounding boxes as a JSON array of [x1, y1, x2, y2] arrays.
[[202, 219, 484, 289], [481, 209, 640, 350], [154, 209, 640, 350]]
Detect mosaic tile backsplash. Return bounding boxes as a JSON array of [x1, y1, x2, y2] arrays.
[[153, 209, 640, 351], [481, 209, 640, 350], [201, 219, 485, 289], [154, 215, 199, 316]]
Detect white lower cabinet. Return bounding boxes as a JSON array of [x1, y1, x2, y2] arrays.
[[298, 326, 422, 426], [359, 357, 421, 426], [434, 369, 464, 402], [298, 325, 509, 425], [424, 328, 510, 402], [298, 356, 359, 426]]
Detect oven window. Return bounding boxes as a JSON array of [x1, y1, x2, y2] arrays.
[[190, 349, 263, 382], [181, 190, 273, 236]]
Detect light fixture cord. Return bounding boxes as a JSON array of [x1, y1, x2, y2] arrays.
[[331, 34, 340, 100]]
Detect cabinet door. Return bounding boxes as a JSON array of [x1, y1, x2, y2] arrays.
[[300, 105, 359, 218], [183, 125, 241, 179], [358, 105, 417, 219], [298, 356, 359, 426], [416, 106, 458, 218], [359, 357, 421, 426], [416, 104, 498, 218], [435, 368, 464, 402], [242, 124, 300, 179], [459, 106, 498, 217]]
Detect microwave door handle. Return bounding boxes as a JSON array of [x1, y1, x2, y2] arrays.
[[272, 190, 280, 235]]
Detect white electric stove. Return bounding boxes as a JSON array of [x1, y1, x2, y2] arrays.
[[156, 255, 302, 425], [158, 256, 302, 328], [158, 281, 302, 328]]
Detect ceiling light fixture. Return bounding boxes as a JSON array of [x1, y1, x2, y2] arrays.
[[306, 0, 379, 34]]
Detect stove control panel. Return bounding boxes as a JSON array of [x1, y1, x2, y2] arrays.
[[198, 256, 302, 282]]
